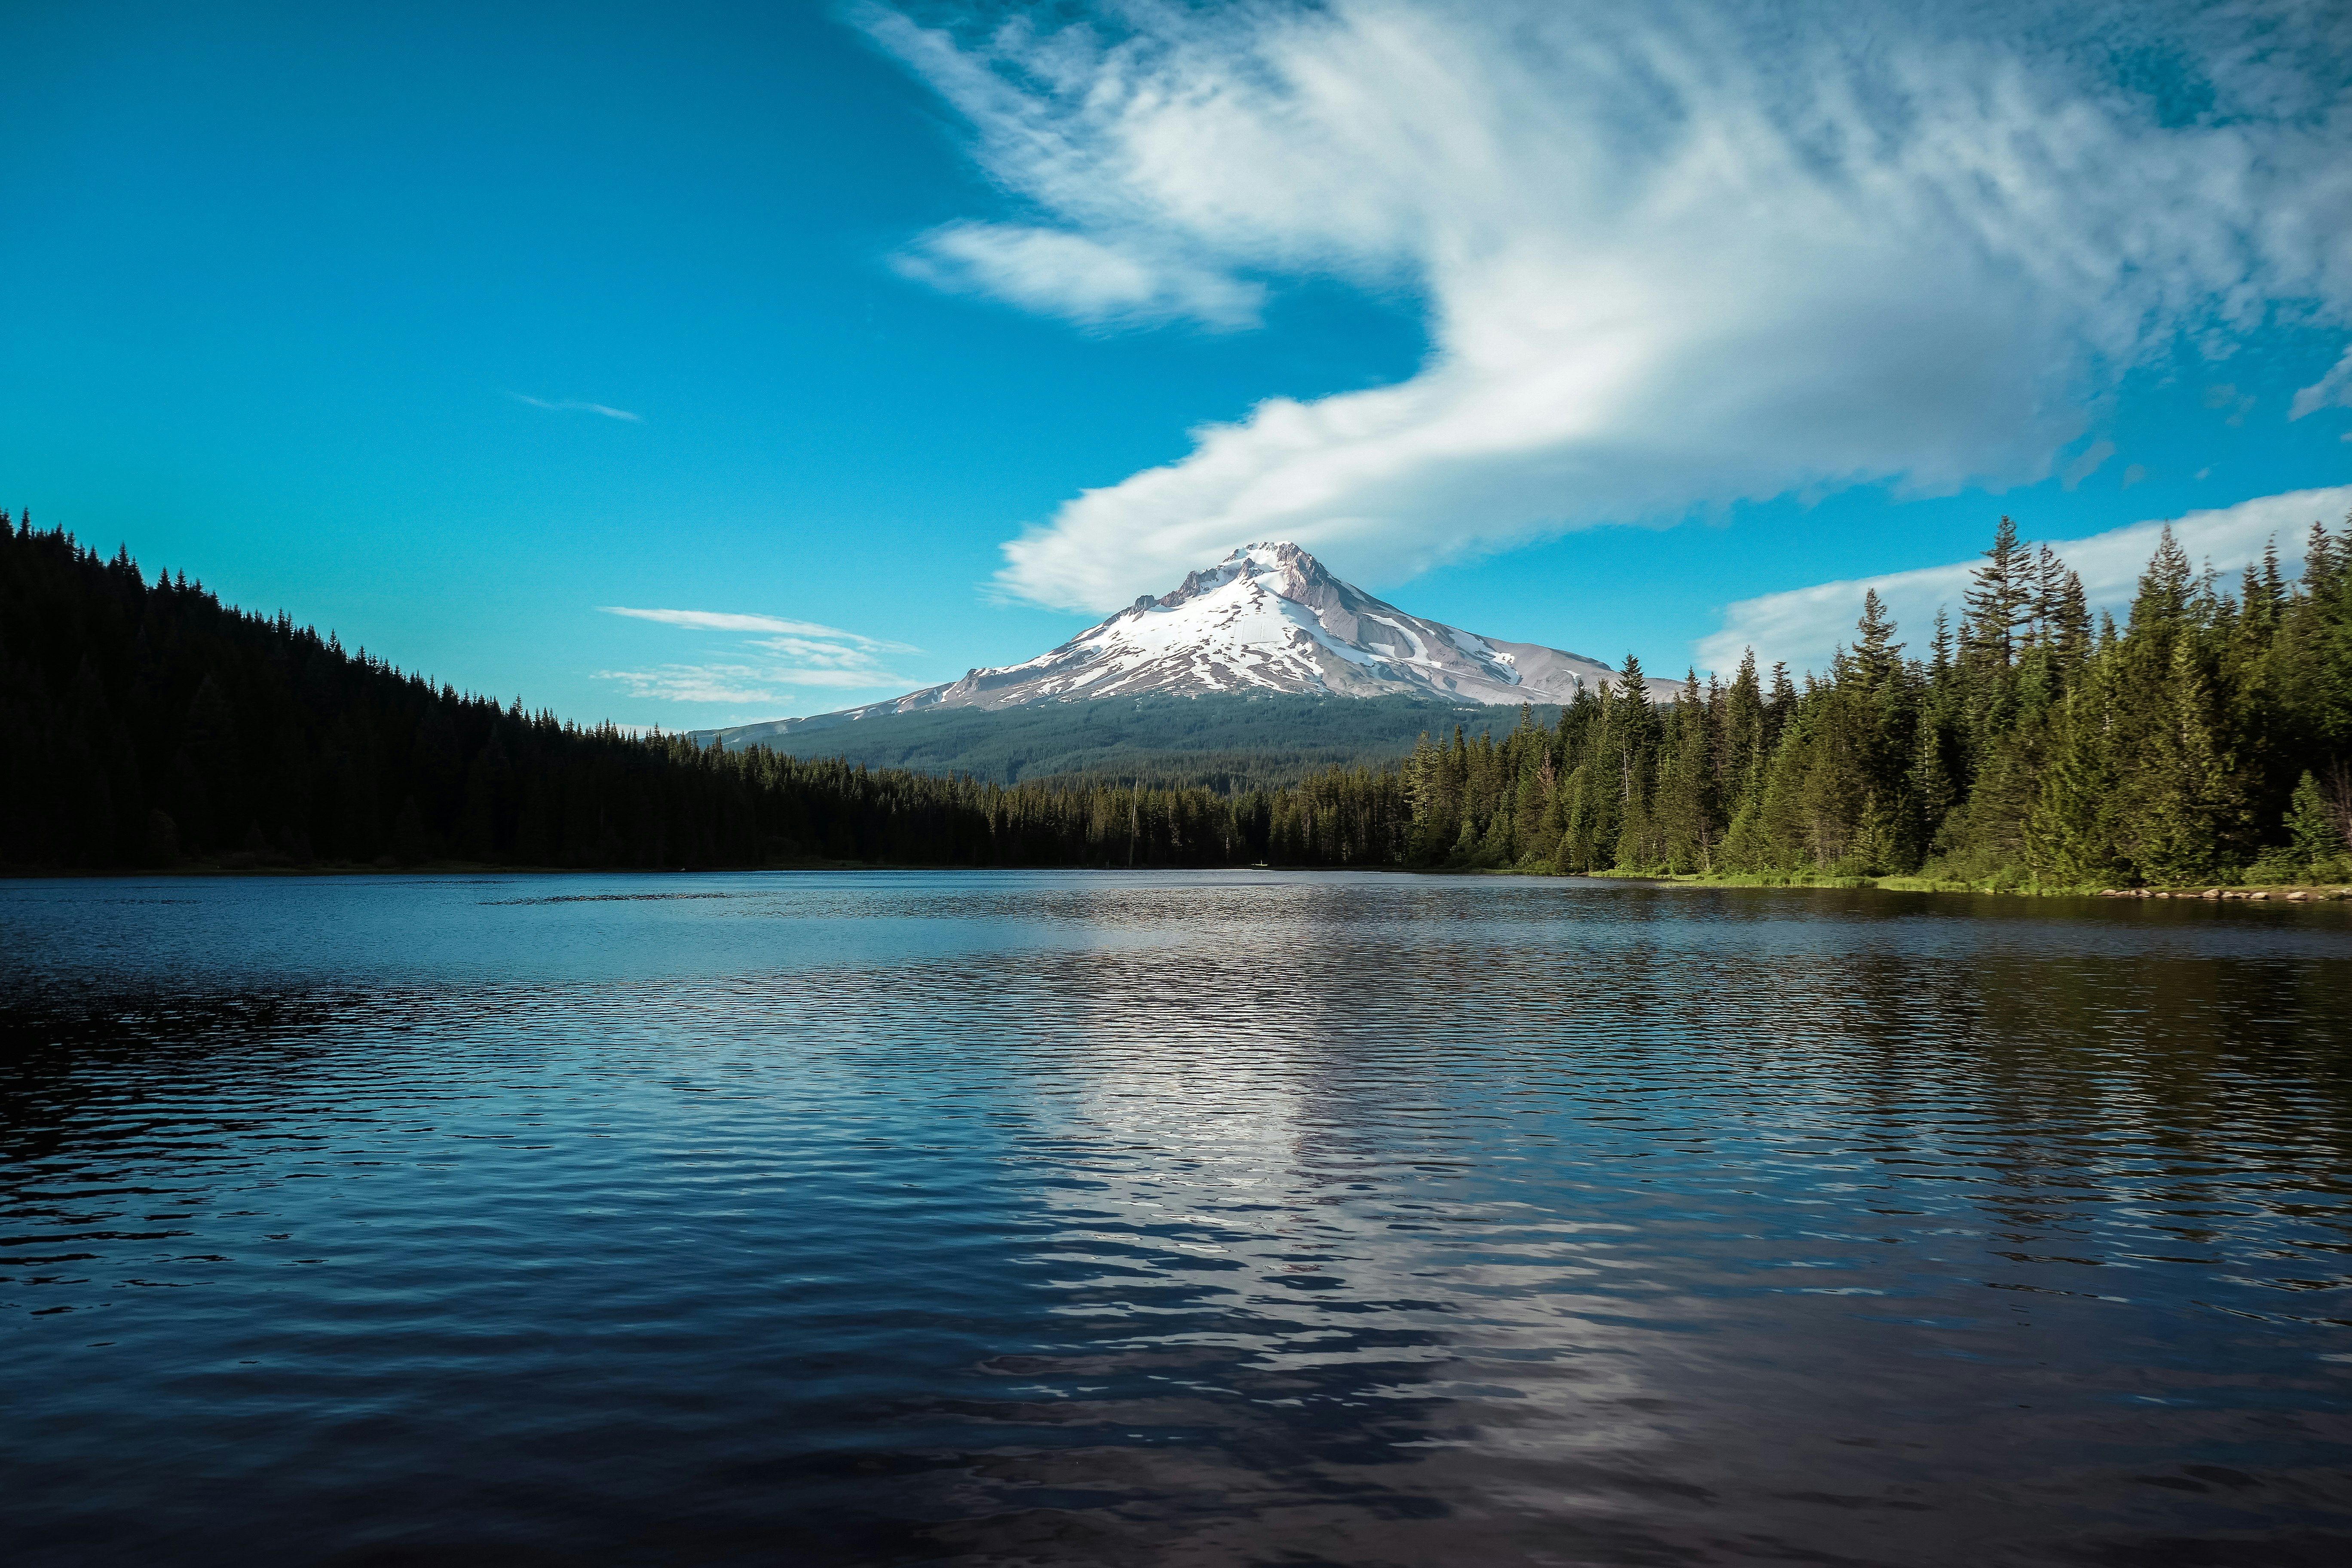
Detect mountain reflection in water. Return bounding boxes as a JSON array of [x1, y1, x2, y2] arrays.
[[3, 871, 2350, 1565]]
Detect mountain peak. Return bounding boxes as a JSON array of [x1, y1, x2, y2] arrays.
[[714, 543, 1680, 739], [1115, 541, 1335, 625]]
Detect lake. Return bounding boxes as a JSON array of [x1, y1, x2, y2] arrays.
[[4, 870, 2351, 1565]]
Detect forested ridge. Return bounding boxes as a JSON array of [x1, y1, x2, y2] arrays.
[[5, 510, 2350, 885], [0, 517, 1299, 871]]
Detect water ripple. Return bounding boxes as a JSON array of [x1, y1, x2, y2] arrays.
[[3, 871, 2350, 1565]]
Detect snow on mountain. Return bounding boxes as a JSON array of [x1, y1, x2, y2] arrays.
[[717, 542, 1675, 741]]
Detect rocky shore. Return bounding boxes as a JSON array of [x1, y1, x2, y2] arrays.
[[2097, 886, 2349, 901]]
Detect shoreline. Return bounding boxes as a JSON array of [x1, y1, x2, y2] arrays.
[[9, 860, 2350, 903], [1583, 868, 2352, 901]]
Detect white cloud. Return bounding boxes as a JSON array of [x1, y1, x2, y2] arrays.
[[893, 221, 1264, 328], [509, 392, 643, 422], [861, 0, 2352, 612], [594, 605, 919, 707], [593, 667, 780, 705], [595, 664, 913, 703], [597, 605, 914, 649], [2292, 346, 2352, 420], [1695, 483, 2352, 678]]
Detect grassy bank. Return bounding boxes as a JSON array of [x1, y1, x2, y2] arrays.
[[1588, 868, 2352, 900]]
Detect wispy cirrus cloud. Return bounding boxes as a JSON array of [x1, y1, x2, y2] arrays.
[[598, 605, 914, 649], [595, 663, 915, 703], [2292, 347, 2352, 421], [893, 220, 1266, 330], [594, 666, 784, 705], [594, 604, 919, 709], [508, 392, 643, 422], [1695, 484, 2352, 679], [862, 0, 2352, 612]]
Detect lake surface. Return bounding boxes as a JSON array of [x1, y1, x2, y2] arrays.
[[5, 870, 2352, 1565]]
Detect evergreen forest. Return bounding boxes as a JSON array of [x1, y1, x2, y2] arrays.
[[5, 510, 2350, 887], [1401, 514, 2352, 888]]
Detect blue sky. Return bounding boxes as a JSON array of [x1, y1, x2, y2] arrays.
[[6, 0, 2350, 726]]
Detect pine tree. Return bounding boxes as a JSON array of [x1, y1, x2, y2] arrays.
[[1596, 656, 1660, 867], [1853, 589, 1903, 692], [1963, 516, 2033, 671], [2115, 633, 2229, 885], [2130, 525, 2195, 634], [1657, 669, 1719, 873], [1557, 764, 1601, 872], [2285, 769, 2350, 876], [2029, 665, 2123, 886], [1765, 661, 1797, 751], [1721, 648, 1765, 813]]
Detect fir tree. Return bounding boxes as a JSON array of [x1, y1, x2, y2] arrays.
[[1963, 516, 2033, 671], [2286, 769, 2350, 876]]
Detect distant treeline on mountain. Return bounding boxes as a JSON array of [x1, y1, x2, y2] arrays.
[[690, 691, 1548, 791], [5, 510, 2349, 885]]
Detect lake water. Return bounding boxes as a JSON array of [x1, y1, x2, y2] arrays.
[[5, 870, 2352, 1565]]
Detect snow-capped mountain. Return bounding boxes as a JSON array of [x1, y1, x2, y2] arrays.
[[711, 542, 1672, 744]]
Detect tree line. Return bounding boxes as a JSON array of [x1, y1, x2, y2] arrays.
[[1390, 512, 2352, 887], [0, 514, 1392, 873], [5, 509, 2348, 885]]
